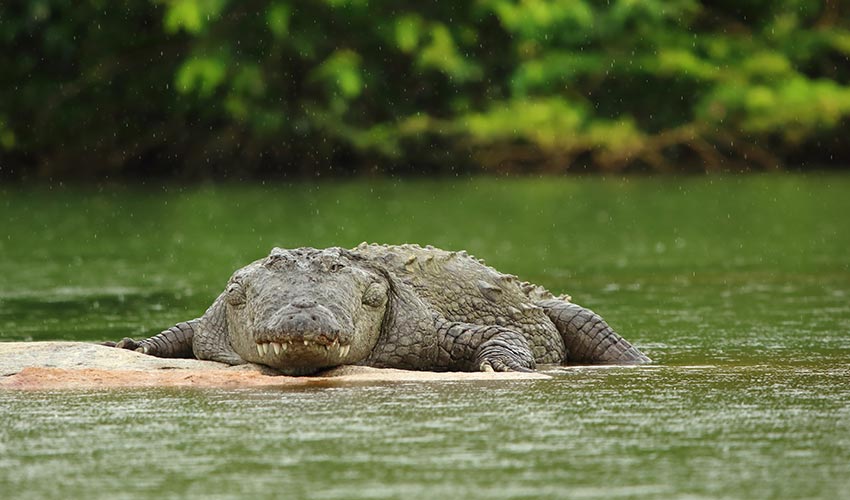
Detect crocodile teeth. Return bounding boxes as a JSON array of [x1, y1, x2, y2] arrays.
[[280, 343, 288, 352], [256, 344, 263, 356], [303, 340, 309, 346], [271, 342, 281, 355], [341, 345, 350, 357]]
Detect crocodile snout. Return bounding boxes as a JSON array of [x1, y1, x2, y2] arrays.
[[257, 301, 344, 344]]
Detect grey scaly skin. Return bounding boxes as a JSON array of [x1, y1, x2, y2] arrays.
[[110, 244, 650, 375]]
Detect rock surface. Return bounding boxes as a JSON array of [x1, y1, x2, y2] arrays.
[[0, 342, 549, 390]]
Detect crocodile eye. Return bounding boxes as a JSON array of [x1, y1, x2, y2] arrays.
[[362, 282, 387, 308], [226, 281, 246, 306], [329, 263, 345, 273]]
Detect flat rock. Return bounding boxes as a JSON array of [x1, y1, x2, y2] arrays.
[[0, 342, 549, 390]]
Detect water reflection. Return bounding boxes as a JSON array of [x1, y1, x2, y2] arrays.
[[1, 177, 849, 498], [2, 363, 848, 499]]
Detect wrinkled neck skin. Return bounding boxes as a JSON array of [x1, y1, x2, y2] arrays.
[[360, 269, 440, 370], [199, 248, 394, 375]]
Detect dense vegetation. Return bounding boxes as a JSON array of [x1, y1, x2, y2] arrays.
[[2, 0, 849, 179]]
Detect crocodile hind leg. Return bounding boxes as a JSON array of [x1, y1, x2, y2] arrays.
[[536, 299, 651, 364]]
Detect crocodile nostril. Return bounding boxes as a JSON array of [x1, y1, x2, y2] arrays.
[[311, 315, 318, 321]]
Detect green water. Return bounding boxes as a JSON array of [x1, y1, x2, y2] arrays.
[[1, 175, 849, 499]]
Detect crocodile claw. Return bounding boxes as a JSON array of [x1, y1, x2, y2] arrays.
[[114, 337, 142, 351]]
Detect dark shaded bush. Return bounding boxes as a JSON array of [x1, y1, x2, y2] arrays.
[[2, 0, 849, 179]]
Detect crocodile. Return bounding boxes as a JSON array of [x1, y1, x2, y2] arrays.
[[110, 244, 650, 375]]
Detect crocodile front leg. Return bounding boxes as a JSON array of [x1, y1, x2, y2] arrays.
[[110, 320, 197, 358], [435, 319, 536, 372], [109, 292, 246, 365]]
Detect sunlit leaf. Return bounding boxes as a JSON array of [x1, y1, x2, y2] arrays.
[[266, 3, 290, 39], [417, 24, 480, 81], [175, 55, 228, 97], [395, 14, 423, 53], [162, 0, 228, 34], [312, 50, 363, 99], [462, 97, 587, 149]]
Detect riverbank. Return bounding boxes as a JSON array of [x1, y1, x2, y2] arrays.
[[0, 342, 548, 390]]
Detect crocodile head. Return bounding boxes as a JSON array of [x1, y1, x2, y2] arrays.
[[223, 247, 389, 375]]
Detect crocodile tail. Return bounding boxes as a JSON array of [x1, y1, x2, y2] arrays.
[[537, 299, 651, 364]]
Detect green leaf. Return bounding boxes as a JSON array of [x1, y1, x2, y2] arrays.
[[175, 55, 228, 97], [163, 0, 228, 34], [741, 51, 793, 79], [395, 14, 423, 53], [231, 64, 266, 97], [512, 52, 605, 94], [266, 3, 291, 39], [417, 24, 480, 81], [829, 31, 850, 55], [484, 0, 594, 41], [0, 116, 15, 150], [313, 50, 363, 99], [653, 48, 720, 81]]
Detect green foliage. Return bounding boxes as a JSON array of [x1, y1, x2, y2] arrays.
[[417, 24, 481, 82], [463, 97, 587, 148], [175, 55, 229, 97], [703, 77, 850, 141], [162, 0, 228, 34], [312, 50, 363, 100], [265, 2, 290, 39], [0, 116, 15, 150], [394, 14, 423, 54], [1, 0, 850, 177]]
